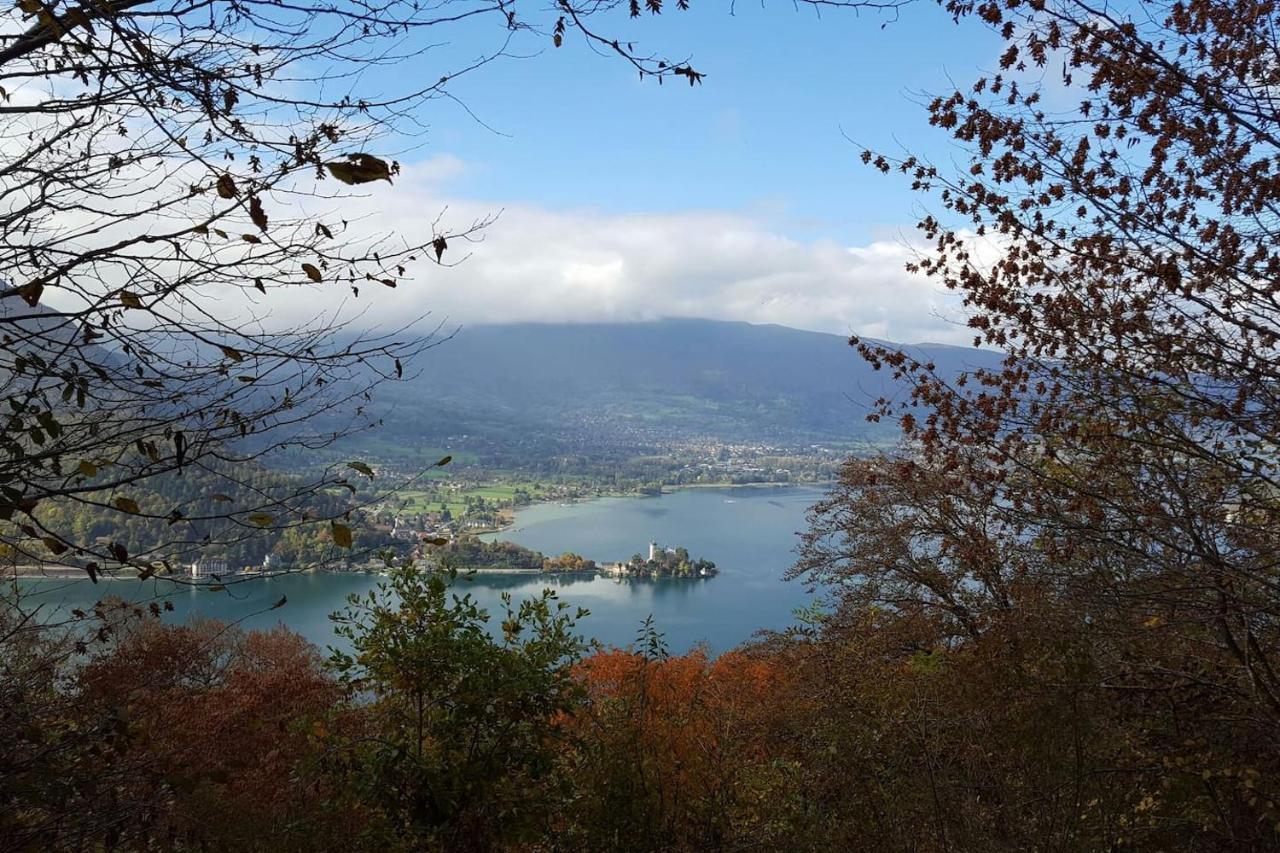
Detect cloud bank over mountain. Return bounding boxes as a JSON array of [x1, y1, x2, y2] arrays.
[[258, 157, 971, 345]]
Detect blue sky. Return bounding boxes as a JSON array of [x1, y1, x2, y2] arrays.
[[392, 3, 1001, 243], [309, 4, 1010, 343]]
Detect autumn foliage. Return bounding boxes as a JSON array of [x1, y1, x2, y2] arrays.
[[2, 608, 355, 850], [6, 0, 1280, 848], [5, 576, 1280, 851]]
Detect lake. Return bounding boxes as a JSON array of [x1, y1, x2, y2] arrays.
[[11, 484, 825, 654]]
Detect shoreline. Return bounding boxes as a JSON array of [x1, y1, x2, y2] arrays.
[[10, 482, 830, 582], [665, 480, 834, 492], [484, 479, 831, 539]]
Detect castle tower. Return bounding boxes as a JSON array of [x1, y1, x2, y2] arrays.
[[648, 541, 659, 561]]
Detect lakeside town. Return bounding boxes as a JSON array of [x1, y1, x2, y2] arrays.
[[5, 539, 718, 583], [2, 463, 776, 583], [3, 436, 841, 585]]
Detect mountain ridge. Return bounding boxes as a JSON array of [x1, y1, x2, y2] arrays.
[[362, 318, 1004, 451]]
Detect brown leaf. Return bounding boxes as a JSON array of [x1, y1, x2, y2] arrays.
[[248, 195, 268, 231], [65, 8, 93, 32], [216, 173, 238, 199], [325, 154, 393, 185], [301, 263, 322, 282], [15, 281, 43, 307], [331, 521, 353, 548]]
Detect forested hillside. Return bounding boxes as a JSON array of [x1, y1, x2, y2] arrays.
[[356, 319, 1004, 448]]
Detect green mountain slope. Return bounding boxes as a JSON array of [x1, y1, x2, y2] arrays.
[[362, 319, 1002, 452]]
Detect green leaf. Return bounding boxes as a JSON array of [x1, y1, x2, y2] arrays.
[[347, 461, 375, 478], [246, 512, 275, 528]]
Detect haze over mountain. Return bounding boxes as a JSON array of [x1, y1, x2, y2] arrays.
[[366, 319, 1004, 453]]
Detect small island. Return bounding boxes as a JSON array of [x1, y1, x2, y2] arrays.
[[600, 541, 718, 579], [428, 536, 717, 579]]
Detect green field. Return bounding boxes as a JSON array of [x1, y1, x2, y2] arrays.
[[389, 481, 541, 517]]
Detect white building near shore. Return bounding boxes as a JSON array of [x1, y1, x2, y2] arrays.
[[188, 558, 229, 579]]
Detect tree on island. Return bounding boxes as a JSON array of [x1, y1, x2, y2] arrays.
[[542, 552, 597, 574], [627, 547, 715, 578]]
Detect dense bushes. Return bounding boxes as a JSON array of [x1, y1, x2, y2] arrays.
[[5, 556, 1278, 851]]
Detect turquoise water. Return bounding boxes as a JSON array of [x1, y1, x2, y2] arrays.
[[11, 485, 824, 654]]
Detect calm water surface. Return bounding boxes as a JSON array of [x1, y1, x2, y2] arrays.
[[13, 485, 824, 654]]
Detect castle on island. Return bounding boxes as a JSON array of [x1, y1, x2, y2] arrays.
[[648, 540, 676, 561], [599, 540, 718, 579]]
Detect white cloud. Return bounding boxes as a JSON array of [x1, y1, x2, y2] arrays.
[[253, 156, 973, 345]]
